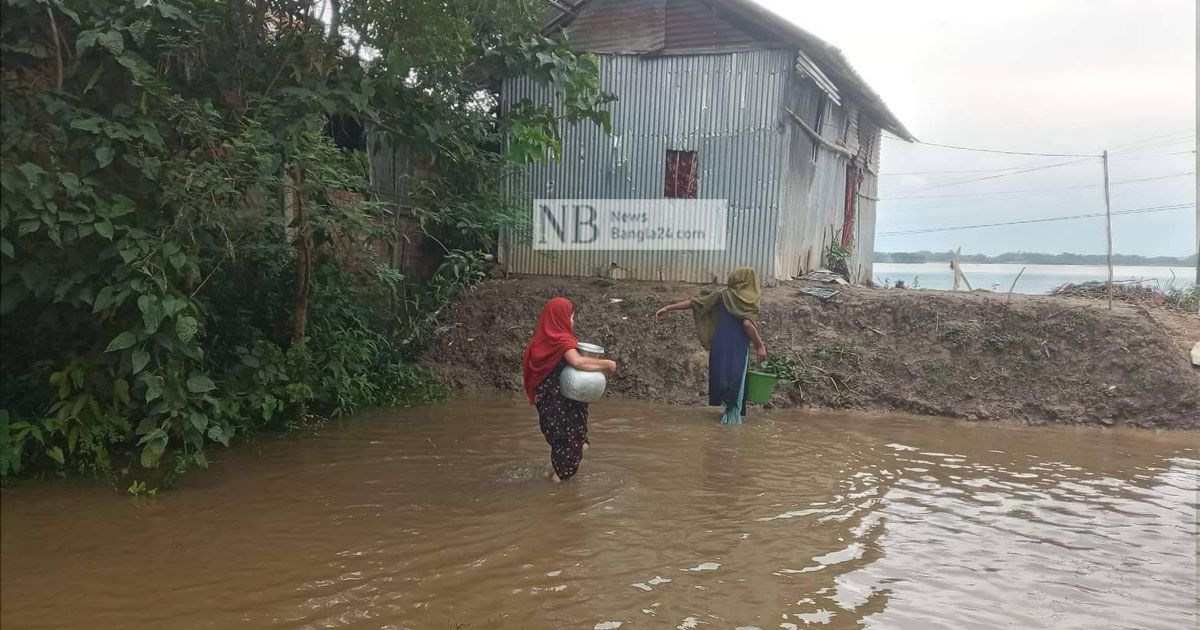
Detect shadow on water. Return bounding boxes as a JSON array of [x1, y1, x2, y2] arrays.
[[1, 394, 1195, 629]]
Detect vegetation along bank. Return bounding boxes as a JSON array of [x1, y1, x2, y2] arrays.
[[0, 0, 612, 484]]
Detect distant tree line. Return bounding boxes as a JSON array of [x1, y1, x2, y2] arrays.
[[875, 251, 1198, 266]]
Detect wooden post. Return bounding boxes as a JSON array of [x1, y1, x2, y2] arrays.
[[1006, 266, 1027, 304], [950, 246, 973, 291], [952, 247, 961, 291], [1102, 150, 1114, 310]]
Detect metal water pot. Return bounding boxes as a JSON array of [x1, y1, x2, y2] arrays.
[[560, 342, 607, 403]]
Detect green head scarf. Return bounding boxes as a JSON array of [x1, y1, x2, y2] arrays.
[[690, 267, 762, 350]]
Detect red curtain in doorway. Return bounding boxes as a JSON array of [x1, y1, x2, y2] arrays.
[[665, 150, 698, 199]]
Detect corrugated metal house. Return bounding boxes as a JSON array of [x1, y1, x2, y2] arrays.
[[499, 0, 914, 285]]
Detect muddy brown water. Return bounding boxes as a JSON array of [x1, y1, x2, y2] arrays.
[[1, 395, 1196, 629]]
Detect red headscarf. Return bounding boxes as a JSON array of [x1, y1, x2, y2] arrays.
[[523, 297, 578, 404]]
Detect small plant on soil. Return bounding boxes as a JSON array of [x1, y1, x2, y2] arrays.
[[878, 353, 908, 375], [821, 371, 857, 407], [829, 389, 852, 407], [924, 359, 951, 380], [940, 324, 971, 348], [1070, 308, 1098, 324], [813, 343, 861, 365], [1166, 285, 1200, 312], [824, 241, 854, 277], [1010, 358, 1039, 378], [983, 332, 1021, 352]]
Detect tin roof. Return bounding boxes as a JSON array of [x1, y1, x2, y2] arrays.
[[543, 0, 915, 142]]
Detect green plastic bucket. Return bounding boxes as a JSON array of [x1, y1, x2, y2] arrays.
[[744, 370, 777, 403]]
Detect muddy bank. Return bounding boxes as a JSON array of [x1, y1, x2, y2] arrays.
[[427, 276, 1200, 429]]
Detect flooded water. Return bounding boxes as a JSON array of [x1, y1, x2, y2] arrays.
[[873, 262, 1195, 294], [2, 396, 1197, 629]]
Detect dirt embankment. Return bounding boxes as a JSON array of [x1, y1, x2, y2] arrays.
[[427, 276, 1200, 429]]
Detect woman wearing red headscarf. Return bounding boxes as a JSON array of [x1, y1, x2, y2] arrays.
[[524, 297, 617, 482]]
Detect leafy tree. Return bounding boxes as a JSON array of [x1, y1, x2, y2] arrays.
[[0, 0, 612, 482]]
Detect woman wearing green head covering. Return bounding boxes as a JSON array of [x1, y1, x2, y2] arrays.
[[656, 267, 767, 424]]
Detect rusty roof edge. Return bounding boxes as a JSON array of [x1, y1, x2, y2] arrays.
[[544, 0, 916, 143]]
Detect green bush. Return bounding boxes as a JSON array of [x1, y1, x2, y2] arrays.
[[0, 0, 610, 482], [939, 324, 971, 348], [824, 239, 853, 277], [1165, 285, 1200, 312]]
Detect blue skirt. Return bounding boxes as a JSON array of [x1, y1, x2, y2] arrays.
[[708, 302, 749, 414]]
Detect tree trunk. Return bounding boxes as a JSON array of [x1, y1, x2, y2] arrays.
[[290, 163, 312, 345], [329, 0, 341, 40]]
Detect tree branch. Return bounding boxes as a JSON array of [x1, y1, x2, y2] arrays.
[[46, 7, 63, 91], [784, 107, 854, 160], [329, 0, 342, 40]]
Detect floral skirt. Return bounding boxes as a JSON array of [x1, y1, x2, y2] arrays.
[[535, 363, 589, 480]]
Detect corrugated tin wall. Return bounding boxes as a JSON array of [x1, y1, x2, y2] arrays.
[[849, 119, 882, 283], [500, 50, 794, 284], [774, 81, 815, 279], [776, 76, 848, 279], [774, 75, 884, 283], [843, 102, 861, 154], [852, 169, 878, 283]]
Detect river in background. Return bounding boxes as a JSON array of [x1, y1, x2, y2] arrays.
[[873, 262, 1195, 294], [2, 396, 1196, 629]]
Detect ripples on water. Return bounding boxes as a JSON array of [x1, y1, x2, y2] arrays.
[[1, 396, 1196, 629]]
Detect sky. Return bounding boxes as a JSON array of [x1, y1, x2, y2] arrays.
[[759, 0, 1197, 257]]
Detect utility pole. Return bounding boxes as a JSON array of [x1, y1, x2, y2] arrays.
[[1102, 149, 1113, 310]]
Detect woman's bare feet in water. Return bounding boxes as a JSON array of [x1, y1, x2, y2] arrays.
[[550, 472, 561, 483], [582, 441, 589, 451]]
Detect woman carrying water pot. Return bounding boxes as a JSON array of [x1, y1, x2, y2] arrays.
[[656, 267, 767, 425], [523, 297, 617, 482]]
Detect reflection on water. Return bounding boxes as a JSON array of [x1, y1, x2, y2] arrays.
[[2, 395, 1196, 629]]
